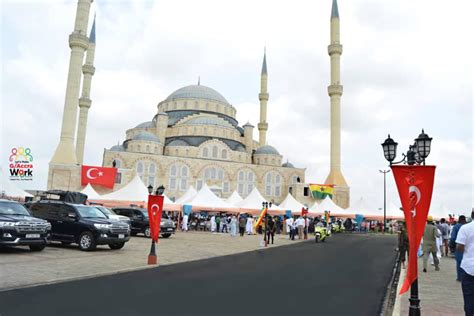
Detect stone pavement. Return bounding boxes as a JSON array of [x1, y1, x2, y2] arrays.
[[0, 231, 303, 291], [393, 255, 464, 316]]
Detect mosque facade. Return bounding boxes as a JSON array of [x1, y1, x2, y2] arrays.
[[47, 0, 350, 208]]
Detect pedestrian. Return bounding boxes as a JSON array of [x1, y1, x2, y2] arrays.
[[422, 216, 440, 272], [216, 215, 221, 233], [398, 222, 409, 269], [239, 215, 246, 237], [182, 213, 189, 232], [266, 216, 276, 244], [246, 215, 253, 235], [303, 215, 308, 239], [230, 215, 237, 237], [455, 210, 474, 316], [286, 216, 294, 239], [221, 214, 228, 233], [290, 216, 297, 240], [275, 216, 282, 234], [296, 216, 305, 239], [451, 215, 467, 281], [210, 215, 217, 233], [439, 218, 450, 256]]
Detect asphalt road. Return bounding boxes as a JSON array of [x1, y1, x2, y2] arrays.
[[0, 233, 397, 316]]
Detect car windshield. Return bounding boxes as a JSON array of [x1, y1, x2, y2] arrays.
[[76, 206, 107, 219], [139, 209, 149, 218], [95, 206, 115, 216], [0, 202, 31, 216]]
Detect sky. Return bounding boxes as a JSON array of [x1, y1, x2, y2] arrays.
[[1, 0, 472, 216]]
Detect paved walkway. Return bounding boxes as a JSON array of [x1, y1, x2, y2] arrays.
[[0, 231, 303, 291], [393, 255, 464, 315]]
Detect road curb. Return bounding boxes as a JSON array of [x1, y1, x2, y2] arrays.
[[380, 250, 401, 316]]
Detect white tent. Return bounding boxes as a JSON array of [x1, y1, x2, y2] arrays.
[[279, 193, 305, 213], [308, 201, 320, 215], [317, 196, 345, 214], [237, 187, 286, 214], [98, 175, 149, 201], [226, 191, 243, 205], [175, 186, 197, 204], [163, 194, 175, 205], [184, 183, 237, 211], [386, 202, 403, 218], [0, 167, 33, 199], [80, 183, 101, 200]]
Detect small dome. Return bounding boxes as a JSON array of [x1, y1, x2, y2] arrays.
[[109, 144, 125, 152], [282, 162, 295, 168], [167, 139, 189, 147], [235, 144, 246, 152], [135, 121, 156, 128], [183, 116, 232, 127], [132, 131, 161, 143], [254, 145, 280, 155], [166, 85, 229, 104]]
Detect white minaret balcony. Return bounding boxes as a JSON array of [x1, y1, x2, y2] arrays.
[[328, 44, 343, 55], [68, 32, 89, 50], [82, 64, 95, 75], [327, 84, 343, 96], [258, 92, 269, 101]]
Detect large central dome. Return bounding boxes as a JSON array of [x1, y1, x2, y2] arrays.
[[165, 85, 229, 104]]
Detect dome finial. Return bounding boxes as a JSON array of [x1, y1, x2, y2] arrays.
[[261, 47, 267, 75], [331, 0, 339, 18]]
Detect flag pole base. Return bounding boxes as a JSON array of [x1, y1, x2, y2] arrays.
[[148, 240, 157, 265]]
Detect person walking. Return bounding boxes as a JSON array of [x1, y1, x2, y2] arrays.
[[398, 222, 409, 269], [451, 215, 467, 281], [245, 215, 253, 235], [286, 216, 294, 240], [439, 218, 450, 256], [182, 213, 189, 232], [216, 215, 221, 233], [239, 215, 246, 237], [210, 215, 217, 233], [230, 215, 237, 237], [266, 216, 276, 244], [290, 216, 297, 240], [296, 216, 305, 240], [456, 210, 474, 316], [221, 215, 228, 233], [422, 216, 440, 272]]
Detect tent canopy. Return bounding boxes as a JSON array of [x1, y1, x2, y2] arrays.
[[80, 183, 101, 200], [184, 183, 238, 211], [279, 193, 305, 214], [226, 191, 243, 205], [237, 187, 286, 215], [175, 186, 197, 204]]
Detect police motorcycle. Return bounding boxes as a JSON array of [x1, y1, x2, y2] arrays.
[[314, 221, 329, 243]]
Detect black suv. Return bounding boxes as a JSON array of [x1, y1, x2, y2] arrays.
[[0, 199, 51, 251], [30, 201, 131, 251], [113, 207, 175, 238]]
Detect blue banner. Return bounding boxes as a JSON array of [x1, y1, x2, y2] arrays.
[[285, 210, 292, 218]]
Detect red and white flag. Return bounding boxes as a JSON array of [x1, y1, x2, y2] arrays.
[[81, 165, 117, 189], [392, 165, 436, 295]]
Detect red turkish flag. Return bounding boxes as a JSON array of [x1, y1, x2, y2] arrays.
[[392, 165, 436, 295], [147, 195, 164, 242], [81, 165, 117, 189]]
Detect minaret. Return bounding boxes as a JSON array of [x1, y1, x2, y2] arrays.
[[76, 16, 96, 164], [50, 0, 93, 165], [325, 0, 348, 187], [258, 49, 269, 146]]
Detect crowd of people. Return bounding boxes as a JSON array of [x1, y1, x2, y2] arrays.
[[397, 212, 474, 316]]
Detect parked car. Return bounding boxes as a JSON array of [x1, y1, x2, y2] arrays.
[[93, 206, 131, 225], [0, 199, 51, 251], [113, 207, 176, 238], [30, 200, 131, 251]]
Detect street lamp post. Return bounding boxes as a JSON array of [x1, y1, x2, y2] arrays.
[[379, 169, 390, 234], [381, 129, 433, 316], [147, 184, 165, 265]]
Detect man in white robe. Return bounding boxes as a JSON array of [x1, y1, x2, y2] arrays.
[[210, 215, 217, 233], [182, 214, 189, 232], [246, 216, 254, 235]]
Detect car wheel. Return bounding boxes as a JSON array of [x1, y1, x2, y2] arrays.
[[161, 233, 171, 238], [144, 227, 151, 238], [78, 231, 96, 251], [29, 245, 46, 251], [108, 242, 125, 250], [315, 235, 320, 243]]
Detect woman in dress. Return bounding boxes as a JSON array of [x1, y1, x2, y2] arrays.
[[230, 215, 237, 237], [246, 215, 254, 235]]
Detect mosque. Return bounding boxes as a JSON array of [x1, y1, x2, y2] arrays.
[[47, 0, 350, 208]]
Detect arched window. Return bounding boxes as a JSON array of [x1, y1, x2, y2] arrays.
[[199, 166, 227, 196], [113, 159, 122, 168], [180, 166, 189, 191], [169, 165, 178, 190], [265, 171, 282, 197], [136, 161, 144, 183], [291, 175, 299, 184], [237, 169, 256, 197], [212, 146, 218, 158], [137, 144, 141, 152], [203, 147, 209, 158], [222, 149, 227, 159], [146, 145, 150, 153], [148, 163, 155, 187]]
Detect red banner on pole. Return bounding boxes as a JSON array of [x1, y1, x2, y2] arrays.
[[391, 165, 436, 295], [81, 165, 117, 189], [147, 195, 164, 242]]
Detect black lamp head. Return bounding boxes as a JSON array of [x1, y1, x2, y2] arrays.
[[381, 134, 398, 163], [415, 129, 432, 159], [147, 185, 153, 195], [156, 185, 165, 196]]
